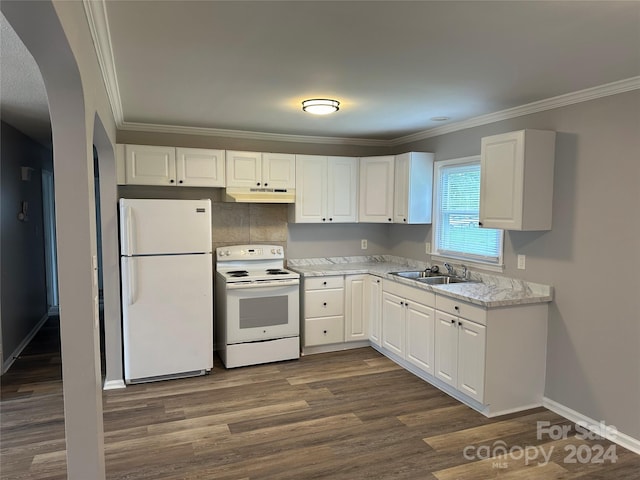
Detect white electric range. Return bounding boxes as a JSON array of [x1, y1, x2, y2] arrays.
[[215, 245, 300, 368]]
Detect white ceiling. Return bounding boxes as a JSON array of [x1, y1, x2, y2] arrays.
[[2, 2, 639, 147]]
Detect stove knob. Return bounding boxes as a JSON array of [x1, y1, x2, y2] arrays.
[[277, 248, 282, 254], [271, 248, 276, 254]]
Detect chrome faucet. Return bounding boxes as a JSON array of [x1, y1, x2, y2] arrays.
[[443, 262, 454, 276]]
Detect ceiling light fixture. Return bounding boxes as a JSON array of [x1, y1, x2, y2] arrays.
[[302, 98, 340, 115]]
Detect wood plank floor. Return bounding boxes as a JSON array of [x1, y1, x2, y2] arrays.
[[2, 317, 639, 479]]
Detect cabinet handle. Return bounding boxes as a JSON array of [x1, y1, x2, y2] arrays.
[[169, 179, 175, 183]]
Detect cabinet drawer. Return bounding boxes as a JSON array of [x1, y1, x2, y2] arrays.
[[436, 295, 486, 325], [382, 279, 435, 307], [305, 276, 344, 290], [305, 289, 344, 318], [305, 316, 345, 346]]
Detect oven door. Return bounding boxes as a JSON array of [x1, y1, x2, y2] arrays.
[[225, 280, 300, 344]]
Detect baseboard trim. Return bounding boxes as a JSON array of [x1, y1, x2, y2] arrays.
[[103, 379, 126, 390], [543, 397, 640, 455], [1, 313, 49, 375]]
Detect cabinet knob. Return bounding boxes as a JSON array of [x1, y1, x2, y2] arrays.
[[322, 218, 326, 222], [450, 319, 455, 324], [178, 180, 183, 184], [388, 218, 392, 222], [377, 279, 380, 283], [454, 306, 459, 311], [169, 179, 175, 183], [329, 218, 333, 221], [403, 218, 407, 222], [405, 303, 409, 307], [458, 321, 462, 326], [264, 183, 268, 187], [323, 330, 327, 334], [323, 302, 327, 306], [323, 281, 327, 285], [478, 221, 483, 226], [400, 301, 404, 306], [257, 182, 261, 186]]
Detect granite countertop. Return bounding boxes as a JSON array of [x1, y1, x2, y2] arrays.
[[287, 255, 553, 308]]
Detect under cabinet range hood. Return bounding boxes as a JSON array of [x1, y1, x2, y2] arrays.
[[223, 187, 296, 203]]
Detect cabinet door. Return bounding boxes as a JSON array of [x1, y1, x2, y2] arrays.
[[328, 156, 358, 223], [226, 151, 262, 187], [125, 145, 176, 186], [382, 291, 405, 357], [345, 275, 367, 341], [176, 148, 225, 187], [479, 131, 525, 229], [359, 156, 394, 223], [405, 301, 435, 375], [434, 310, 458, 388], [366, 276, 382, 346], [393, 153, 409, 223], [294, 155, 327, 223], [457, 318, 486, 403], [263, 153, 295, 189]]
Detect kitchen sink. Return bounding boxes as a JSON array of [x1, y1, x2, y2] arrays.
[[416, 276, 473, 285], [390, 270, 443, 279], [390, 271, 476, 285]]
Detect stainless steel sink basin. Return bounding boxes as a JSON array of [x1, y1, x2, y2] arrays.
[[416, 276, 472, 285], [390, 271, 476, 285], [390, 271, 443, 279]]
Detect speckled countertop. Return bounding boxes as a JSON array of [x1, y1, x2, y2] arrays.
[[287, 255, 553, 308]]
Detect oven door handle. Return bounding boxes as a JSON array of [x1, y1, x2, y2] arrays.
[[225, 280, 300, 290]]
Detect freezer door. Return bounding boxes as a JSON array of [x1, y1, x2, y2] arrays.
[[121, 254, 213, 381], [120, 199, 212, 255]]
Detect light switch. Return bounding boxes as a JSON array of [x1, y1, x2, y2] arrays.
[[517, 254, 526, 270], [425, 242, 431, 254]]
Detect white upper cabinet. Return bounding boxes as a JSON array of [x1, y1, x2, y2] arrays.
[[124, 145, 176, 186], [291, 155, 358, 223], [393, 152, 434, 224], [480, 129, 556, 230], [120, 144, 224, 187], [175, 147, 225, 187], [226, 151, 295, 189], [359, 156, 394, 223]]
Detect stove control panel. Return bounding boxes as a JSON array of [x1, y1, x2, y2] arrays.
[[217, 245, 284, 261]]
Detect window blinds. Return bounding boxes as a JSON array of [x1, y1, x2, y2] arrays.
[[435, 161, 502, 263]]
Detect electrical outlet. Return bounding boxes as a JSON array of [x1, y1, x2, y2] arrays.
[[361, 239, 368, 250], [517, 254, 526, 270], [425, 242, 431, 254]]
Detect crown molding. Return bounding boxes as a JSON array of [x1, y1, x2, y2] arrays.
[[389, 76, 640, 147], [83, 0, 639, 148], [83, 0, 123, 125], [118, 121, 390, 147]]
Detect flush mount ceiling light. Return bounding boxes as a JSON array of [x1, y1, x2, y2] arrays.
[[302, 98, 340, 115]]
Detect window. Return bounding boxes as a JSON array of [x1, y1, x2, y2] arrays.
[[432, 156, 503, 266]]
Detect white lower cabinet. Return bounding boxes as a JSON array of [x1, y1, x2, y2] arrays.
[[345, 275, 368, 342], [366, 275, 382, 347], [303, 276, 345, 347], [381, 280, 435, 372], [434, 309, 486, 403]]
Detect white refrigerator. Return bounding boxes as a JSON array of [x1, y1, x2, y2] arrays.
[[119, 198, 213, 383]]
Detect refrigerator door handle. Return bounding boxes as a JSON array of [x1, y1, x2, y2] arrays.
[[127, 257, 137, 305], [124, 206, 135, 255]]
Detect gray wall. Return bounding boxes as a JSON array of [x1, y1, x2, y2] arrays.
[[0, 121, 52, 369], [397, 90, 640, 440]]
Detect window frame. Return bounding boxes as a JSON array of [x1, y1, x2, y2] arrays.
[[431, 155, 504, 271]]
